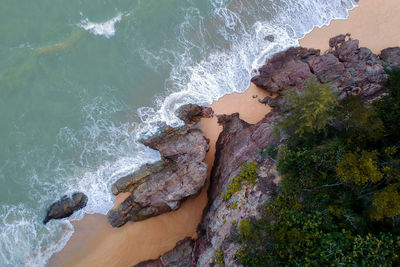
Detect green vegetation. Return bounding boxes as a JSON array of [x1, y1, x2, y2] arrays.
[[221, 162, 258, 200], [234, 72, 400, 266], [277, 80, 337, 140], [212, 248, 225, 266], [259, 145, 278, 159]]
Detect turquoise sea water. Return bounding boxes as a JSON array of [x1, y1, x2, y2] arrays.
[[0, 0, 357, 265]]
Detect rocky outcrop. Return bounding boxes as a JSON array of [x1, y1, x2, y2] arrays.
[[251, 34, 388, 101], [250, 47, 319, 93], [135, 238, 194, 267], [108, 104, 212, 227], [380, 47, 400, 70], [175, 104, 214, 124], [43, 192, 87, 224], [125, 36, 400, 265], [193, 112, 281, 266]]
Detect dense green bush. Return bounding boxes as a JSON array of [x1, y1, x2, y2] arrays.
[[277, 80, 337, 145], [234, 74, 400, 266], [212, 248, 225, 266], [221, 161, 258, 200]]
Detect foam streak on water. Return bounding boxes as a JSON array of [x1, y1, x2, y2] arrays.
[[79, 13, 123, 39], [0, 0, 358, 266]]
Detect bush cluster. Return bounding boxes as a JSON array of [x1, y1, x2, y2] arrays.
[[234, 72, 400, 266], [221, 161, 258, 200]]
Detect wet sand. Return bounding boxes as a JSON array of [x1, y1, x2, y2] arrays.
[[300, 0, 400, 54], [49, 83, 271, 267]]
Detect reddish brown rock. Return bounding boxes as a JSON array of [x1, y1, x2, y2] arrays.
[[108, 106, 211, 228], [252, 34, 388, 100], [251, 47, 318, 92], [176, 104, 214, 124], [135, 238, 194, 267], [193, 112, 280, 266], [126, 36, 400, 265]]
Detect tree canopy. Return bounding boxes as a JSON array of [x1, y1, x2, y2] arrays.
[[233, 73, 400, 266]]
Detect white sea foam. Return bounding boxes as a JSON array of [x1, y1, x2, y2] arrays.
[[79, 13, 123, 38], [137, 0, 358, 128], [1, 0, 359, 266]]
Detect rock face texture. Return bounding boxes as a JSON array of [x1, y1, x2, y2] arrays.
[[43, 192, 88, 224], [135, 238, 194, 267], [135, 36, 400, 266], [251, 34, 388, 101], [194, 112, 281, 266], [108, 104, 212, 227], [380, 47, 400, 70], [175, 104, 214, 124]]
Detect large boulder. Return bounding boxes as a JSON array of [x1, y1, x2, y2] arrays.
[[43, 192, 88, 224], [380, 47, 400, 70], [176, 104, 214, 124], [251, 47, 319, 92], [108, 105, 211, 227]]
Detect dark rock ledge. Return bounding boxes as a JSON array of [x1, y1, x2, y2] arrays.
[[107, 104, 213, 227], [43, 192, 88, 224]]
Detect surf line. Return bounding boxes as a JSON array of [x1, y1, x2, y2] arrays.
[[38, 11, 133, 54]]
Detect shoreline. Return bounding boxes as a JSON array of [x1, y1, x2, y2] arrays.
[[299, 0, 400, 53], [49, 83, 272, 267], [50, 0, 400, 265]]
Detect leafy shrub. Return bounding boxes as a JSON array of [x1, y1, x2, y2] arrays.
[[259, 145, 277, 159], [221, 162, 258, 200], [212, 248, 225, 266], [278, 80, 337, 139], [337, 150, 383, 185]]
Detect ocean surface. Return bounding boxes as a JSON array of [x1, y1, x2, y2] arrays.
[[0, 0, 357, 265]]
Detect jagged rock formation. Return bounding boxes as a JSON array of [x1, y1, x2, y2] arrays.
[[43, 192, 87, 224], [135, 35, 400, 266], [135, 238, 194, 267], [108, 104, 213, 227], [175, 104, 214, 124], [251, 34, 388, 101], [194, 112, 281, 266]]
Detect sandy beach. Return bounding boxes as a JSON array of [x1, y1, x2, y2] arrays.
[[300, 0, 400, 54], [49, 83, 271, 267], [50, 0, 400, 266]]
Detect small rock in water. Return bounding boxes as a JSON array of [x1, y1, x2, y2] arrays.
[[264, 34, 275, 42], [43, 192, 88, 224]]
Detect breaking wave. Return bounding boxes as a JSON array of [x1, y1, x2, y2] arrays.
[[79, 13, 123, 38], [0, 0, 358, 266]]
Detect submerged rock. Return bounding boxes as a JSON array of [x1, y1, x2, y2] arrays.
[[43, 192, 88, 224], [108, 105, 212, 227]]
